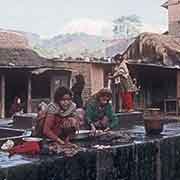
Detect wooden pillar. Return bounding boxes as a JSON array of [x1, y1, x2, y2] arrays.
[[176, 71, 180, 97], [1, 75, 5, 118], [27, 76, 32, 113], [50, 77, 54, 102]]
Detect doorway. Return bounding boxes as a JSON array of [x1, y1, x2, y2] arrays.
[[5, 71, 28, 117]]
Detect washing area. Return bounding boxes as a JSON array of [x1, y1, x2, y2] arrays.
[[0, 113, 180, 180]]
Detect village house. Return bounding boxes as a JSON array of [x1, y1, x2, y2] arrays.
[[121, 32, 180, 112], [105, 0, 180, 113], [51, 58, 113, 102], [0, 31, 114, 118], [0, 31, 79, 118]]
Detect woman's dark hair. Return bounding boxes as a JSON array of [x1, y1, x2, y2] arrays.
[[75, 74, 85, 86], [54, 86, 72, 104], [114, 53, 123, 63]]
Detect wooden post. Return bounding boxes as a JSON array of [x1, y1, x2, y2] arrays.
[[176, 71, 180, 97], [50, 77, 54, 102], [1, 75, 5, 118], [176, 71, 180, 115], [27, 76, 32, 113]]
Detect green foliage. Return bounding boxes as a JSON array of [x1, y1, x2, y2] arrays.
[[113, 14, 142, 39]]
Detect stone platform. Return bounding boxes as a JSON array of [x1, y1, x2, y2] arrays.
[[1, 126, 180, 180], [0, 113, 180, 180]]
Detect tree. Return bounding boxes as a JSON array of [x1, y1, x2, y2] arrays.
[[113, 15, 142, 39]]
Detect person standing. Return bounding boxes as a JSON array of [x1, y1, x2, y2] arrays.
[[71, 74, 85, 108], [113, 54, 135, 112]]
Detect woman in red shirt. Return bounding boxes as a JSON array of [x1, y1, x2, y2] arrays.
[[43, 86, 79, 146]]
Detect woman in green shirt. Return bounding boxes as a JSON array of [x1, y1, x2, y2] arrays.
[[85, 88, 118, 133]]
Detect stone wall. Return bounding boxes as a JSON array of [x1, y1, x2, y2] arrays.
[[2, 134, 180, 180]]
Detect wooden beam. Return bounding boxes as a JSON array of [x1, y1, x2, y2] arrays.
[[50, 77, 54, 102], [177, 71, 180, 97], [27, 76, 32, 113], [1, 75, 5, 118]]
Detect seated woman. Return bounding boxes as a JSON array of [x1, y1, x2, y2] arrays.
[[9, 96, 24, 117], [43, 86, 79, 146], [85, 88, 118, 133]]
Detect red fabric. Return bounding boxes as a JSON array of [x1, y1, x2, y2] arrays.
[[43, 114, 77, 142], [43, 114, 62, 142], [9, 142, 40, 156], [121, 92, 133, 110]]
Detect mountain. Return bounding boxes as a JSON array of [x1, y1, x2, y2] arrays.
[[32, 32, 106, 58], [0, 28, 109, 58]]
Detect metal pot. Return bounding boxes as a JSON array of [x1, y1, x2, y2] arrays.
[[74, 130, 90, 140]]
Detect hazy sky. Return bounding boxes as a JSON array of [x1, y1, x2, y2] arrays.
[[0, 0, 167, 38]]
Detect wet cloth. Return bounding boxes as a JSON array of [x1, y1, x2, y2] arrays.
[[8, 142, 40, 156], [48, 142, 84, 157], [85, 98, 118, 129]]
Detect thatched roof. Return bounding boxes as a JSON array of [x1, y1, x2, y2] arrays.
[[0, 31, 51, 68], [123, 32, 180, 67], [0, 48, 51, 67]]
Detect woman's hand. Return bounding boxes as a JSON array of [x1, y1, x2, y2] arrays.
[[90, 123, 96, 136], [104, 127, 110, 132], [57, 138, 65, 145]]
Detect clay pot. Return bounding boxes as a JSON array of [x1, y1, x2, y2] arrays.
[[144, 117, 163, 135]]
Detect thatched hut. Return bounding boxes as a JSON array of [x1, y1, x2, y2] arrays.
[[110, 32, 180, 112]]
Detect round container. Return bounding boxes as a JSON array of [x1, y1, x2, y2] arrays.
[[144, 108, 163, 135], [144, 117, 163, 135]]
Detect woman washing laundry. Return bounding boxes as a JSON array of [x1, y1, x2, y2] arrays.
[[85, 88, 118, 134], [42, 86, 80, 147]]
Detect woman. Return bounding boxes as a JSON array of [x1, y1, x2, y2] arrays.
[[71, 74, 85, 108], [113, 54, 135, 112], [85, 88, 118, 133], [9, 96, 24, 117], [43, 86, 79, 146]]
